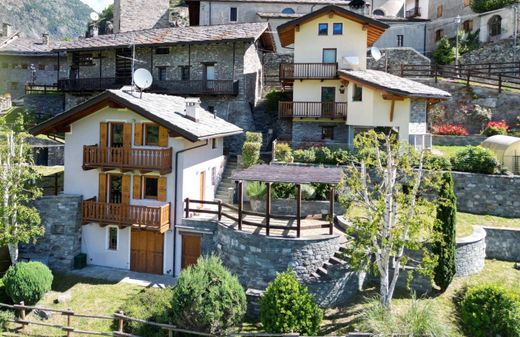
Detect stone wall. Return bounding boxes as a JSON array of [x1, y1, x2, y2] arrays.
[[460, 38, 520, 65], [455, 226, 486, 276], [250, 199, 344, 218], [24, 93, 65, 120], [484, 227, 520, 261], [432, 134, 487, 146], [291, 121, 349, 146], [367, 47, 431, 75], [21, 195, 82, 270]]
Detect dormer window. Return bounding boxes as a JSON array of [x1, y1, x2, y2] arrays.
[[333, 23, 343, 35], [318, 23, 328, 35]]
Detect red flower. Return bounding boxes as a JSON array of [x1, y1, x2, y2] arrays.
[[485, 120, 509, 130], [432, 124, 469, 136]]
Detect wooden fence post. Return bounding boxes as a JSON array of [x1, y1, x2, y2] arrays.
[[19, 301, 26, 331], [218, 200, 222, 221], [237, 181, 243, 230], [498, 74, 503, 93], [466, 69, 471, 87], [54, 173, 59, 195], [400, 64, 404, 77], [117, 310, 124, 333], [65, 308, 72, 337], [185, 198, 190, 218]]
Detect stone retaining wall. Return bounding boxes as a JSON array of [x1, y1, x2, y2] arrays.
[[250, 199, 344, 217], [456, 226, 486, 276], [432, 135, 487, 146], [484, 227, 520, 261]]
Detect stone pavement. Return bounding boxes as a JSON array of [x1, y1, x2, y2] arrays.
[[69, 266, 177, 288]]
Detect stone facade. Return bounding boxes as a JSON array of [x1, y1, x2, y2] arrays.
[[409, 99, 428, 134], [367, 47, 431, 75], [455, 226, 486, 276], [113, 0, 171, 33], [291, 121, 350, 147], [432, 134, 487, 146], [460, 38, 520, 65], [21, 195, 82, 270], [24, 93, 65, 119], [484, 227, 520, 261]]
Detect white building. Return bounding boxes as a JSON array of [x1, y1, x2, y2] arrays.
[[31, 89, 242, 276]]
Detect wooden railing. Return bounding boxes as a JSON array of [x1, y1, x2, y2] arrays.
[[83, 145, 172, 173], [82, 200, 170, 233], [152, 80, 239, 95], [278, 101, 348, 119], [405, 6, 421, 17], [279, 63, 338, 80], [58, 77, 131, 92]]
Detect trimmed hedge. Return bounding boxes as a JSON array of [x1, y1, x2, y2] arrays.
[[274, 143, 293, 163], [245, 131, 263, 144], [3, 262, 53, 305], [450, 146, 500, 174], [242, 142, 261, 168], [278, 145, 351, 165]]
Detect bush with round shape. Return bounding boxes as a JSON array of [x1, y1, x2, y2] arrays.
[[242, 142, 261, 168], [293, 148, 316, 163], [458, 284, 520, 337], [274, 143, 293, 163], [245, 131, 263, 144], [482, 120, 509, 136], [3, 262, 53, 305], [450, 146, 500, 174], [171, 256, 246, 335], [260, 270, 322, 335]]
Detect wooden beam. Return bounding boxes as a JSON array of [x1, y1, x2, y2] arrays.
[[328, 11, 334, 18], [362, 24, 368, 31], [296, 184, 301, 238], [266, 182, 271, 236], [238, 181, 243, 230], [389, 99, 395, 122], [382, 94, 405, 101]]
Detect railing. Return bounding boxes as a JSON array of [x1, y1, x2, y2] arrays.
[[82, 200, 170, 233], [152, 80, 239, 95], [279, 101, 348, 119], [279, 63, 338, 80], [58, 77, 132, 92], [405, 6, 421, 18], [83, 145, 172, 173], [25, 83, 59, 94]]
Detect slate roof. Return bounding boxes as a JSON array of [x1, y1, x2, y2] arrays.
[[257, 12, 303, 18], [190, 0, 353, 3], [54, 22, 272, 51], [232, 164, 344, 184], [0, 35, 62, 56], [337, 69, 451, 99], [30, 89, 243, 141]]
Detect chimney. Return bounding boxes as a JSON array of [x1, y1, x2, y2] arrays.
[[2, 23, 11, 37], [185, 98, 201, 122], [42, 33, 49, 45]]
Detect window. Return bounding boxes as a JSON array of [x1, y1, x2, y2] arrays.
[[373, 9, 385, 16], [464, 0, 470, 7], [321, 126, 334, 140], [155, 47, 170, 54], [437, 5, 443, 18], [318, 23, 328, 35], [333, 23, 343, 35], [435, 29, 443, 42], [322, 49, 337, 63], [180, 66, 190, 80], [38, 64, 46, 70], [397, 35, 404, 47], [489, 15, 502, 37], [352, 84, 362, 102], [108, 227, 118, 250], [144, 124, 160, 145], [281, 8, 295, 14], [212, 138, 217, 149], [463, 20, 473, 33], [144, 177, 159, 199], [157, 66, 167, 81], [230, 7, 238, 22]]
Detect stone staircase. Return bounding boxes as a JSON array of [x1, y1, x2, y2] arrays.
[[310, 244, 350, 280], [252, 99, 278, 152], [215, 156, 238, 204]]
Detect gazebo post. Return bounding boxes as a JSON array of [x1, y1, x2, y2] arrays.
[[237, 180, 243, 230], [296, 183, 302, 238], [266, 182, 271, 236], [329, 185, 335, 235]]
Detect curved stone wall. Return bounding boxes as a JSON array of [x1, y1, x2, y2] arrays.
[[455, 226, 486, 276]]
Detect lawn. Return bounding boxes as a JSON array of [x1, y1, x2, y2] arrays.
[[432, 145, 467, 158]]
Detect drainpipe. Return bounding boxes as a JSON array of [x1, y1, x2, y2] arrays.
[[172, 139, 209, 277], [423, 23, 427, 55], [209, 1, 212, 25]]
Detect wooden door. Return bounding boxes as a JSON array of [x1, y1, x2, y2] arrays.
[[199, 171, 206, 201], [181, 234, 201, 269], [130, 230, 164, 274]]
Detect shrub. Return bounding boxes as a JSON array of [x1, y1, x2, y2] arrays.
[[458, 284, 520, 337], [293, 148, 316, 163], [332, 148, 350, 165], [471, 0, 517, 13], [3, 262, 53, 305], [272, 183, 295, 199], [451, 146, 500, 174], [245, 131, 263, 144], [246, 181, 267, 200], [260, 270, 322, 335], [0, 310, 14, 333], [314, 146, 334, 164], [171, 256, 246, 334], [301, 184, 316, 200], [265, 90, 292, 112], [116, 288, 173, 337], [274, 143, 293, 163], [482, 120, 509, 136], [424, 153, 452, 171], [432, 37, 455, 65], [242, 142, 261, 168], [432, 124, 469, 136], [433, 172, 457, 292]]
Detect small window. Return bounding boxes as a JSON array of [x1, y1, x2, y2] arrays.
[[108, 227, 118, 250], [435, 29, 443, 42], [1, 63, 7, 69], [318, 23, 328, 35], [463, 20, 473, 33], [352, 84, 362, 102], [322, 49, 337, 63], [145, 124, 160, 146], [437, 5, 443, 18], [212, 138, 217, 149], [333, 23, 343, 35], [157, 66, 167, 81], [38, 64, 46, 70], [144, 177, 159, 199], [397, 34, 404, 47], [230, 7, 238, 22], [180, 66, 190, 80], [489, 15, 502, 37], [321, 126, 334, 140], [155, 47, 170, 54], [373, 9, 385, 16], [281, 8, 295, 14]]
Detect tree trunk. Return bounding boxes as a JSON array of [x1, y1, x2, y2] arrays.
[[380, 268, 390, 308], [8, 243, 18, 265]]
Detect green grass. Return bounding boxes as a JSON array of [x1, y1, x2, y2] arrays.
[[432, 145, 467, 158], [34, 165, 64, 176], [457, 212, 520, 237]]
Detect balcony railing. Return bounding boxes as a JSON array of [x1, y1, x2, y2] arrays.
[[83, 145, 173, 174], [152, 80, 239, 95], [279, 63, 338, 80], [58, 77, 131, 92], [406, 7, 421, 18], [82, 199, 170, 233], [278, 101, 348, 119]]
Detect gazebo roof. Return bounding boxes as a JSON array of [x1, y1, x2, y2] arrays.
[[231, 164, 344, 184]]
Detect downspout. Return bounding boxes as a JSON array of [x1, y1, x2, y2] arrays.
[[209, 1, 212, 25], [173, 139, 209, 277], [423, 23, 427, 55]]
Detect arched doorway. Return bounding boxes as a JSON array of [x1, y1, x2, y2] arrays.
[[488, 15, 502, 37]]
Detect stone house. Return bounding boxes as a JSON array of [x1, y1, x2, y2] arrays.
[[276, 5, 450, 147], [53, 22, 275, 152], [30, 88, 242, 275]]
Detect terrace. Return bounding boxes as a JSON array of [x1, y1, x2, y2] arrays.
[[278, 101, 348, 119], [279, 63, 338, 81]]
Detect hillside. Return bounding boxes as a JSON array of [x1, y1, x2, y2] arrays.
[[0, 0, 93, 39]]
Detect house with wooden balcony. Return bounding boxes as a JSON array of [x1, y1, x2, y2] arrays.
[[276, 5, 450, 148], [31, 88, 242, 276]]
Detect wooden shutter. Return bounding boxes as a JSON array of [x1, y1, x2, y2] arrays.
[[158, 177, 167, 202], [98, 173, 107, 202], [133, 175, 142, 199], [123, 123, 132, 147], [122, 175, 131, 204], [134, 123, 143, 146], [159, 127, 168, 147], [100, 122, 108, 147]]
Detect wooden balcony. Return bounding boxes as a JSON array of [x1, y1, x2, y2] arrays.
[[82, 200, 170, 233], [279, 63, 338, 81], [83, 146, 173, 174], [58, 77, 131, 92], [152, 80, 239, 95], [278, 101, 348, 119], [406, 6, 421, 18]]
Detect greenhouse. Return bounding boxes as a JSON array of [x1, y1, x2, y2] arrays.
[[481, 135, 520, 174]]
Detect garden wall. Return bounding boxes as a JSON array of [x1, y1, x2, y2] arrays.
[[250, 199, 344, 217], [484, 226, 520, 261], [432, 135, 487, 146], [455, 226, 486, 276]]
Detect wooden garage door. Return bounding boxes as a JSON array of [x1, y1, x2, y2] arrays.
[[130, 230, 163, 274], [181, 234, 201, 269]]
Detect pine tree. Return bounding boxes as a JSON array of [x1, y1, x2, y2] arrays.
[[433, 172, 457, 292], [432, 37, 455, 65]]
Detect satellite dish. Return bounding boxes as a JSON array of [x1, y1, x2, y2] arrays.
[[90, 12, 100, 21], [370, 46, 382, 61], [133, 68, 153, 90]]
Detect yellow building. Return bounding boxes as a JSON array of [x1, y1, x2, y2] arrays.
[[276, 5, 450, 147]]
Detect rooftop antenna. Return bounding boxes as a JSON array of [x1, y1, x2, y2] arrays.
[[133, 68, 153, 98], [116, 33, 147, 92]]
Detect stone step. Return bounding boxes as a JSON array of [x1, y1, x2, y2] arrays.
[[329, 256, 346, 265], [310, 272, 321, 279], [316, 267, 328, 277], [339, 246, 349, 254], [322, 261, 333, 269]]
